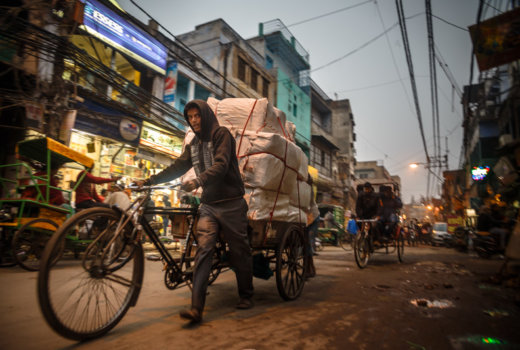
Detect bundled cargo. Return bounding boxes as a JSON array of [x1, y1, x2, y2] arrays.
[[182, 97, 311, 225], [207, 97, 287, 137]]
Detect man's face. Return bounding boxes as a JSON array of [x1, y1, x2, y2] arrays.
[[187, 107, 201, 133]]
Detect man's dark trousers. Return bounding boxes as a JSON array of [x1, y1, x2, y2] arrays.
[[191, 197, 253, 312]]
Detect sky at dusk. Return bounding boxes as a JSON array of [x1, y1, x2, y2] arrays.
[[118, 0, 507, 203]]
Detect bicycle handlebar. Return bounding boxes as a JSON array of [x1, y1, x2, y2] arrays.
[[127, 183, 182, 192]]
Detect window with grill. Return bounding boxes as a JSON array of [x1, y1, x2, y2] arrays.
[[250, 68, 258, 90], [237, 57, 246, 82], [262, 77, 269, 98]]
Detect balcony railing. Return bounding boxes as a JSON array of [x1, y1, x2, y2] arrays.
[[261, 19, 309, 64]]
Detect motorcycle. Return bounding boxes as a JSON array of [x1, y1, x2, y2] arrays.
[[473, 230, 505, 258], [451, 226, 474, 252]]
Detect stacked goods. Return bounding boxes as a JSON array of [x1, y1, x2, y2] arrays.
[[182, 97, 311, 226], [207, 97, 287, 137]]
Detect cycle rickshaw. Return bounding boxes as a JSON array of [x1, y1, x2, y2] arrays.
[[37, 184, 308, 340], [353, 183, 405, 268], [0, 137, 94, 270], [317, 203, 353, 251]]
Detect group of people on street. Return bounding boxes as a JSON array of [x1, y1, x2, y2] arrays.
[[355, 182, 403, 242]]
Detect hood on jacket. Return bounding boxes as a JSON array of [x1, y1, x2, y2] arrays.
[[184, 100, 220, 142]]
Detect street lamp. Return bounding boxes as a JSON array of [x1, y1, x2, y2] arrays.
[[409, 161, 443, 181]]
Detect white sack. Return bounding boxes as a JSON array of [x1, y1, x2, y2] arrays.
[[236, 131, 308, 180], [207, 97, 268, 133], [244, 187, 305, 224]]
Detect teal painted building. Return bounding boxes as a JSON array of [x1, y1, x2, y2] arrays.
[[276, 69, 311, 153], [248, 20, 311, 156]]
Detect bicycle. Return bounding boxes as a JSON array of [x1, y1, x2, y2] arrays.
[[38, 184, 307, 340]]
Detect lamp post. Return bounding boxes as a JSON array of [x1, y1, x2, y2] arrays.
[[409, 160, 445, 203]]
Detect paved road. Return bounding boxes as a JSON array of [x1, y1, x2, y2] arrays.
[[0, 245, 518, 349]]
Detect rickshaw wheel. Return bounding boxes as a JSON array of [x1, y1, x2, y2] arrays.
[[13, 218, 64, 271], [395, 227, 405, 263], [354, 226, 370, 269], [0, 228, 17, 267], [276, 224, 306, 301]]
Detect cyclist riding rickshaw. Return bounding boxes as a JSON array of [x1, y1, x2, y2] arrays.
[[0, 137, 94, 270], [317, 203, 352, 250], [353, 182, 405, 268]]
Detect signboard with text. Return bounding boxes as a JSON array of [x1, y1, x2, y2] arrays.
[[469, 7, 520, 71], [139, 121, 183, 157], [81, 0, 167, 74], [164, 61, 178, 106]]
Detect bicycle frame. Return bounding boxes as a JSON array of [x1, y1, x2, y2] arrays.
[[115, 186, 199, 288]]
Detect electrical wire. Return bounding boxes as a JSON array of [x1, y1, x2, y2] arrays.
[[286, 0, 374, 28], [431, 14, 469, 32], [426, 0, 441, 168], [395, 0, 430, 163], [374, 0, 416, 123]]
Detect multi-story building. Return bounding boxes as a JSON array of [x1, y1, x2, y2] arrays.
[[354, 161, 401, 196], [308, 80, 341, 205], [176, 19, 276, 101], [248, 19, 311, 156], [459, 6, 520, 212], [461, 63, 520, 210], [330, 98, 357, 211]]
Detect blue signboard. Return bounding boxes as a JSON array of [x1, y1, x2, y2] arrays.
[[81, 0, 167, 74], [74, 99, 142, 147]]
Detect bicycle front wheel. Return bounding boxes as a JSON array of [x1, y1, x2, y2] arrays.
[[354, 231, 370, 269], [338, 232, 353, 251], [38, 207, 144, 341]]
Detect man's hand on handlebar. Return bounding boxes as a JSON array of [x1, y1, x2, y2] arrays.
[[181, 179, 199, 192], [133, 179, 149, 188]]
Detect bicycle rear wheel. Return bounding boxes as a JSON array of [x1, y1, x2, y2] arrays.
[[38, 207, 143, 341]]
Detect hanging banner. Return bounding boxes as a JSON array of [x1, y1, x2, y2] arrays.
[[164, 61, 178, 106], [469, 7, 520, 71]]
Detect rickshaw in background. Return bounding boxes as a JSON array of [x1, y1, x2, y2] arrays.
[[353, 183, 405, 268], [0, 137, 94, 270], [317, 203, 352, 251]]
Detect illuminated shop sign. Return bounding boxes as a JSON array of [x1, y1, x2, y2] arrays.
[[471, 166, 490, 181], [140, 122, 183, 157], [81, 0, 167, 74]]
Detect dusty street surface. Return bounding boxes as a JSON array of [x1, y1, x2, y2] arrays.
[[0, 245, 518, 350]]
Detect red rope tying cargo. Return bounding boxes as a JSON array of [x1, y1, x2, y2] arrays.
[[263, 138, 289, 245], [277, 116, 287, 139], [236, 99, 258, 157]]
